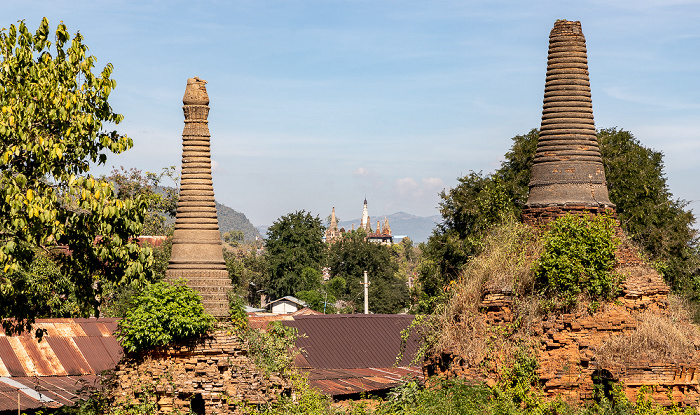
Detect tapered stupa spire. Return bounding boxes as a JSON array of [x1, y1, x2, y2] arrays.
[[166, 77, 231, 318], [523, 20, 614, 223]]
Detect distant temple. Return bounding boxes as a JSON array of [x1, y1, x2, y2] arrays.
[[325, 199, 393, 245], [325, 206, 342, 243]]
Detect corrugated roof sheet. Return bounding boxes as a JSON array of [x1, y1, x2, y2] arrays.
[[0, 318, 120, 412], [285, 314, 421, 369], [283, 314, 424, 397]]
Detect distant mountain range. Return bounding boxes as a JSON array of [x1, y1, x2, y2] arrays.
[[215, 202, 261, 241], [255, 212, 441, 244]]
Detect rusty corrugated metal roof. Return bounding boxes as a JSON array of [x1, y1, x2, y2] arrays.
[[0, 318, 121, 412], [283, 314, 424, 397], [284, 314, 421, 369], [305, 367, 422, 397]]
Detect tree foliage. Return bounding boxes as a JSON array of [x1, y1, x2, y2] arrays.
[[264, 210, 326, 299], [104, 166, 178, 236], [419, 173, 516, 298], [327, 230, 408, 314], [225, 246, 269, 306], [0, 18, 153, 334], [598, 128, 698, 293]]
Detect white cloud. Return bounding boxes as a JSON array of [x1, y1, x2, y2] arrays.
[[353, 167, 370, 177], [394, 177, 445, 199]]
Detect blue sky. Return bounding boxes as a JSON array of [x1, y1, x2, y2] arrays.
[[5, 1, 700, 226]]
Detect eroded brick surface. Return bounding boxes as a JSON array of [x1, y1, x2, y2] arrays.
[[108, 328, 291, 414]]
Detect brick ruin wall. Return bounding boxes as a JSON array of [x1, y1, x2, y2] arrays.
[[425, 237, 700, 407], [107, 328, 291, 414], [521, 205, 616, 226]]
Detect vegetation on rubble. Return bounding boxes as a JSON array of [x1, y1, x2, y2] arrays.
[[248, 376, 699, 415], [0, 18, 153, 335], [419, 128, 699, 315], [535, 214, 622, 309], [246, 321, 300, 376], [596, 296, 700, 369], [116, 280, 215, 353]]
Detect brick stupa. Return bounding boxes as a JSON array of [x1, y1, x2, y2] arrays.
[[166, 77, 231, 318], [522, 20, 615, 224]]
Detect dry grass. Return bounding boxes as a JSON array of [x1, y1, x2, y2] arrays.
[[596, 302, 700, 368], [430, 219, 544, 366]]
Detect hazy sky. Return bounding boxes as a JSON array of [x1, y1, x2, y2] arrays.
[[5, 1, 700, 226]]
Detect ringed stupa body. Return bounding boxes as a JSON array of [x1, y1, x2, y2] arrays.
[[166, 77, 231, 318], [522, 20, 614, 223]]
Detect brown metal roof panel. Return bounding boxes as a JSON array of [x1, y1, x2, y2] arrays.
[[0, 380, 54, 412], [287, 315, 418, 369], [51, 322, 86, 337], [309, 379, 353, 396], [18, 335, 68, 377], [11, 377, 75, 406], [99, 336, 124, 365], [102, 320, 119, 334], [339, 376, 387, 392], [73, 337, 115, 373], [45, 337, 93, 375], [76, 322, 104, 337], [0, 390, 38, 412], [0, 337, 26, 376]]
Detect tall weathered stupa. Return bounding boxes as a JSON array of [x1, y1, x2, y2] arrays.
[[166, 77, 231, 318], [522, 20, 615, 224]]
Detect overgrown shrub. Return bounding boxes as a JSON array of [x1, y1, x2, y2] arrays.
[[535, 214, 622, 307], [246, 321, 299, 376], [116, 280, 215, 353], [411, 219, 541, 367], [228, 291, 249, 333]]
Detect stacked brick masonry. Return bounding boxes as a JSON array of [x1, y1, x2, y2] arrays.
[[425, 236, 700, 407], [521, 205, 616, 226], [108, 328, 291, 414]]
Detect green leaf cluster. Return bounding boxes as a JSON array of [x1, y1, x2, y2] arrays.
[[116, 280, 215, 353], [246, 321, 299, 375], [0, 18, 153, 333], [535, 214, 621, 306]]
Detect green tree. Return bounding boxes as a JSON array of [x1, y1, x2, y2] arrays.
[[327, 230, 407, 314], [419, 173, 516, 298], [296, 289, 337, 313], [0, 18, 153, 334], [598, 128, 698, 294], [104, 166, 179, 236], [264, 210, 326, 299]]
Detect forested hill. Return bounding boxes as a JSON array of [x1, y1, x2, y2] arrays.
[[215, 201, 261, 241]]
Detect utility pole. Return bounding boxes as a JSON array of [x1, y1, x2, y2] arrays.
[[361, 270, 370, 314]]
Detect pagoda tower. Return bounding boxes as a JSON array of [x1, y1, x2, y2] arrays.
[[166, 77, 231, 318], [360, 198, 371, 232], [325, 206, 341, 243], [522, 20, 615, 224]]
